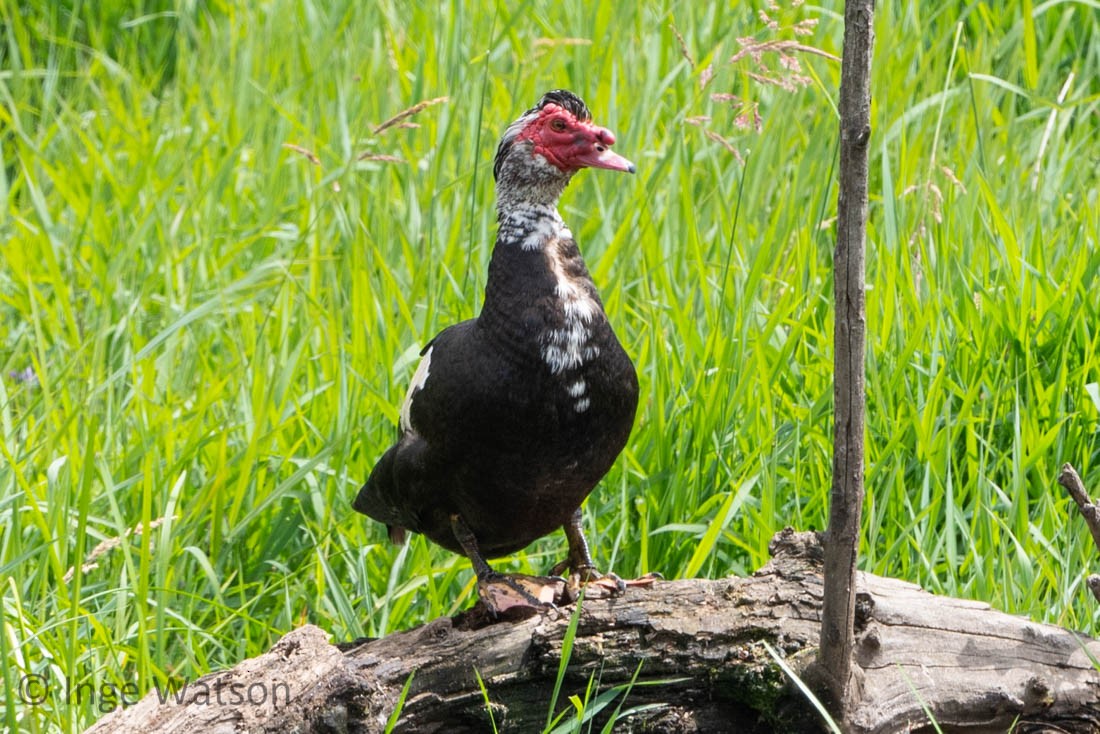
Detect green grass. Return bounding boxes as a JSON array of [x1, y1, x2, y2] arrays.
[[1, 0, 1098, 730]]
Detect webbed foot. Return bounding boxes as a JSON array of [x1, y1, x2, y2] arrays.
[[478, 572, 565, 614]]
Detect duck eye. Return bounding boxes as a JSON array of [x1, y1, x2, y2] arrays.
[[550, 118, 567, 132]]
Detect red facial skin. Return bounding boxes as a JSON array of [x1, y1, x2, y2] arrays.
[[517, 103, 636, 174]]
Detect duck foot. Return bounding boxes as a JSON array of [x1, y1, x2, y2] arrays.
[[557, 569, 664, 603], [549, 509, 664, 602], [477, 572, 566, 614], [469, 570, 663, 624]]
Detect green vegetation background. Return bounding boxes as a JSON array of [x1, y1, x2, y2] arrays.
[[1, 0, 1097, 730]]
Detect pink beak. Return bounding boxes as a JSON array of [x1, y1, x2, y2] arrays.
[[574, 145, 636, 174]]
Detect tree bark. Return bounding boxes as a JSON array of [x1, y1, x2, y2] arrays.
[[1059, 463, 1100, 603], [88, 531, 1100, 734], [822, 0, 875, 716]]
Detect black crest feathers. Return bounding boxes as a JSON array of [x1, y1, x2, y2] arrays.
[[527, 89, 591, 121]]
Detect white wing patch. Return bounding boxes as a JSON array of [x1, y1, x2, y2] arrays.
[[399, 345, 433, 434]]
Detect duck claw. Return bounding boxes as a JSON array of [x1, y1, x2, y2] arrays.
[[553, 568, 663, 603], [625, 571, 664, 586]]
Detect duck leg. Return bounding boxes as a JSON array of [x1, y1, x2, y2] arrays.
[[550, 508, 616, 582], [450, 514, 562, 613], [550, 508, 662, 598]]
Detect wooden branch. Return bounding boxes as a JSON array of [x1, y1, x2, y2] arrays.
[[1060, 463, 1100, 551], [1059, 462, 1100, 603], [88, 531, 1100, 734], [821, 0, 875, 715], [1089, 576, 1100, 603]]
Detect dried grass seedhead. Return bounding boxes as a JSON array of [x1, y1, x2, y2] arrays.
[[904, 164, 968, 241], [372, 96, 449, 136], [671, 22, 695, 68], [282, 95, 449, 190], [676, 1, 836, 164], [532, 37, 593, 59], [63, 516, 176, 584]]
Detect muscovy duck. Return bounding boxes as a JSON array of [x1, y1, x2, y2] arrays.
[[354, 89, 641, 611]]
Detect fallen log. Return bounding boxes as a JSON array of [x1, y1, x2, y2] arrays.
[[87, 530, 1100, 733]]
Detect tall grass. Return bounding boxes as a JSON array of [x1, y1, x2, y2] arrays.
[[1, 0, 1097, 730]]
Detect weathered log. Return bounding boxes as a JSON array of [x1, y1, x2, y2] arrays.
[[88, 531, 1100, 734]]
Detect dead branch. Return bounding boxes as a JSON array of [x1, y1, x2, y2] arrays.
[[820, 0, 875, 718], [1059, 462, 1100, 603]]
